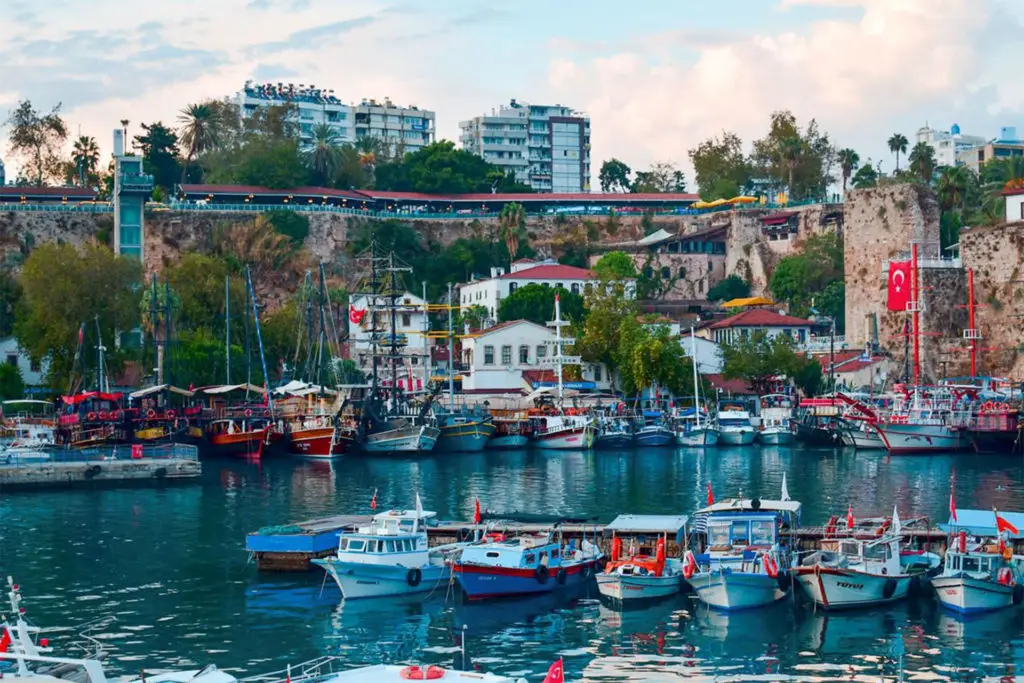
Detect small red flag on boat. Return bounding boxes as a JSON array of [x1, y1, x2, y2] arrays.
[[370, 489, 378, 510], [887, 260, 912, 311], [995, 509, 1019, 535], [474, 498, 482, 524], [285, 664, 291, 683], [0, 626, 11, 653], [542, 658, 564, 683], [847, 505, 855, 529], [949, 490, 957, 523], [706, 482, 714, 506], [78, 324, 84, 346]]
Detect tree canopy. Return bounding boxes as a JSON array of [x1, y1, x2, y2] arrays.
[[498, 284, 585, 326], [592, 251, 637, 280], [135, 122, 182, 193], [721, 332, 817, 397], [768, 232, 844, 329], [688, 131, 751, 200], [375, 141, 533, 194], [4, 100, 69, 185], [706, 274, 751, 302], [599, 159, 632, 193]]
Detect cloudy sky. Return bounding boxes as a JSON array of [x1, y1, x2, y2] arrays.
[[1, 0, 1023, 185]]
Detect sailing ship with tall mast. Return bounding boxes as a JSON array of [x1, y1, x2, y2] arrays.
[[355, 242, 439, 454], [530, 292, 595, 450]]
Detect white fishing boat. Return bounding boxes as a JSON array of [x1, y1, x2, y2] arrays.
[[313, 499, 465, 599], [839, 419, 886, 449], [793, 506, 913, 609], [362, 419, 440, 454], [686, 483, 801, 611], [597, 514, 688, 605], [328, 665, 527, 682], [758, 394, 794, 445], [716, 402, 757, 446], [932, 508, 1024, 615], [873, 386, 973, 454], [674, 329, 719, 448]]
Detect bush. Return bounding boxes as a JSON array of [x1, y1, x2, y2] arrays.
[[264, 210, 310, 246]]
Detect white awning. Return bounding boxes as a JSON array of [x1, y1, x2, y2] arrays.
[[199, 383, 267, 395], [605, 514, 689, 534]]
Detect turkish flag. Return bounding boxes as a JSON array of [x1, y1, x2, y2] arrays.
[[543, 659, 564, 683], [349, 305, 367, 325], [995, 510, 1019, 535], [887, 260, 911, 311]]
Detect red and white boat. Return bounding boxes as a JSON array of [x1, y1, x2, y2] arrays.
[[872, 385, 973, 454], [288, 418, 355, 459], [531, 412, 594, 450], [207, 417, 271, 458]]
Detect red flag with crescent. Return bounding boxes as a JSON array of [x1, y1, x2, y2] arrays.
[[543, 658, 564, 683], [349, 305, 367, 324], [887, 260, 911, 311], [474, 498, 482, 524]]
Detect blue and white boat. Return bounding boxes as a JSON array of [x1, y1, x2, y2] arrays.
[[454, 529, 602, 600], [313, 500, 467, 599], [434, 406, 495, 453], [595, 415, 634, 449], [717, 401, 758, 446], [673, 407, 719, 448], [686, 492, 801, 610], [634, 410, 673, 447]]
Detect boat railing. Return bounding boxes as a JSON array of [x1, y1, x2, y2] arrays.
[[0, 443, 200, 466], [241, 656, 347, 683]]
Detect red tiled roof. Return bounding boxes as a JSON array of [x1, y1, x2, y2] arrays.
[[522, 369, 566, 384], [709, 309, 812, 329], [834, 356, 886, 373], [499, 264, 594, 280], [178, 184, 367, 200], [705, 373, 756, 395], [1002, 187, 1024, 197], [0, 186, 96, 198], [512, 258, 536, 265], [475, 319, 542, 336]]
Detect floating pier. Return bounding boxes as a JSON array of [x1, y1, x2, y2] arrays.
[[0, 444, 202, 491]]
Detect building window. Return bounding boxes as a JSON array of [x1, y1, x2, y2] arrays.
[[661, 267, 670, 279], [519, 345, 529, 364], [30, 358, 41, 373], [679, 267, 686, 279], [509, 282, 517, 294], [5, 354, 16, 367], [708, 261, 714, 272], [501, 345, 512, 365], [798, 329, 807, 343], [594, 365, 602, 382], [537, 345, 547, 359], [571, 283, 580, 295], [484, 346, 495, 365], [402, 313, 411, 327]]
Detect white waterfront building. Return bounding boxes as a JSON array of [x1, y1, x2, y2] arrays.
[[236, 83, 435, 154], [458, 259, 635, 327], [347, 292, 429, 389], [459, 99, 591, 192], [460, 319, 611, 393], [916, 123, 986, 169]]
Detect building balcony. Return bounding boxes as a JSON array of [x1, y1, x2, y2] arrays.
[[119, 172, 154, 194]]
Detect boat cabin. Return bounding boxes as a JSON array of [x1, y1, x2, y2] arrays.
[[459, 535, 563, 570], [833, 535, 902, 574], [693, 499, 802, 560], [338, 510, 436, 558], [356, 509, 436, 536], [945, 551, 1004, 576]]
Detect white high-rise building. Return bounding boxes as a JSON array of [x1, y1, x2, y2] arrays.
[[916, 123, 986, 168], [459, 99, 591, 193], [353, 98, 435, 155]]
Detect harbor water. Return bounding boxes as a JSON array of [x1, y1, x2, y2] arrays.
[[1, 445, 1023, 682]]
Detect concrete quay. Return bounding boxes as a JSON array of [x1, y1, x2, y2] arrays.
[[0, 445, 202, 491]]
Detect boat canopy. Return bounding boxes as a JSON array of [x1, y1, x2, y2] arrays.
[[61, 391, 123, 405], [373, 509, 436, 522], [604, 514, 688, 534], [129, 384, 195, 399], [198, 383, 268, 395], [938, 508, 1024, 540], [695, 498, 802, 516]]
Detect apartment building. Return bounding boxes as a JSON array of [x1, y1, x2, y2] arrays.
[[459, 99, 591, 193], [353, 99, 435, 155], [915, 123, 986, 168]]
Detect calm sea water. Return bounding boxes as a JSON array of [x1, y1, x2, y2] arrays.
[[1, 446, 1023, 682]]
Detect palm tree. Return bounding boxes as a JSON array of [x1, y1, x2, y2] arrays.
[[777, 136, 803, 198], [120, 119, 130, 150], [71, 135, 100, 186], [178, 102, 226, 183], [937, 166, 971, 215], [498, 202, 525, 263], [887, 133, 908, 172], [908, 142, 937, 184], [837, 148, 860, 195], [305, 123, 342, 186]]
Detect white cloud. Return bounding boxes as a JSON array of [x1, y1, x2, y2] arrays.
[[547, 0, 1024, 183]]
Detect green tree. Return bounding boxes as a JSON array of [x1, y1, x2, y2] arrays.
[[498, 202, 526, 262], [71, 135, 100, 187], [375, 141, 533, 194], [751, 112, 835, 200], [164, 253, 246, 342], [0, 364, 24, 400], [498, 284, 585, 326], [816, 280, 846, 334], [887, 133, 909, 172], [305, 123, 342, 186], [263, 210, 310, 246], [173, 329, 245, 388], [908, 141, 937, 184], [721, 332, 806, 396], [178, 101, 230, 183], [770, 232, 843, 315], [4, 100, 68, 185], [134, 122, 181, 193], [631, 162, 687, 193], [619, 323, 690, 397], [688, 131, 750, 200], [706, 274, 751, 302], [837, 148, 859, 195], [575, 272, 638, 387], [937, 165, 974, 248], [792, 357, 824, 397], [851, 163, 879, 189], [0, 272, 22, 337], [455, 304, 489, 331], [599, 158, 632, 193], [15, 243, 141, 388], [778, 136, 803, 194], [593, 251, 637, 280]]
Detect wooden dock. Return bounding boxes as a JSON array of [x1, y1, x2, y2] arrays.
[[0, 453, 201, 491]]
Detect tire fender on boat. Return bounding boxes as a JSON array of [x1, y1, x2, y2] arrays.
[[83, 464, 102, 480], [536, 565, 550, 584], [406, 568, 422, 587], [556, 568, 567, 585], [882, 578, 897, 600]]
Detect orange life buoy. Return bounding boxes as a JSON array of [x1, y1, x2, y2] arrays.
[[166, 409, 176, 419], [111, 410, 121, 421], [764, 554, 779, 578], [87, 412, 98, 421], [982, 401, 994, 413], [399, 665, 445, 680], [999, 403, 1011, 414], [98, 411, 108, 421], [683, 551, 697, 579], [147, 409, 157, 419], [245, 409, 253, 418], [611, 537, 623, 562]]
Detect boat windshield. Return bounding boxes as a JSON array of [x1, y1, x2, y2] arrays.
[[751, 519, 775, 545], [340, 537, 418, 553], [708, 522, 731, 548]]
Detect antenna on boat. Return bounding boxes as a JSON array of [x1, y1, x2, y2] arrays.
[[460, 624, 467, 670]]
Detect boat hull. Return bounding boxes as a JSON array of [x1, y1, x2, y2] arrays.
[[841, 427, 886, 450], [288, 427, 353, 459], [795, 423, 842, 447], [488, 434, 529, 449], [314, 559, 449, 599], [597, 573, 682, 604], [676, 427, 719, 448], [595, 433, 634, 449], [690, 570, 788, 610], [932, 575, 1015, 614], [793, 566, 912, 609], [758, 429, 794, 445], [455, 559, 598, 600], [363, 426, 440, 454], [874, 423, 971, 454], [208, 429, 267, 457], [719, 429, 757, 446], [634, 429, 674, 447], [435, 421, 495, 453], [535, 426, 594, 450]]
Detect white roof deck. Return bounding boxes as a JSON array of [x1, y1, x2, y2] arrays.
[[695, 498, 802, 516], [605, 514, 689, 534]]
